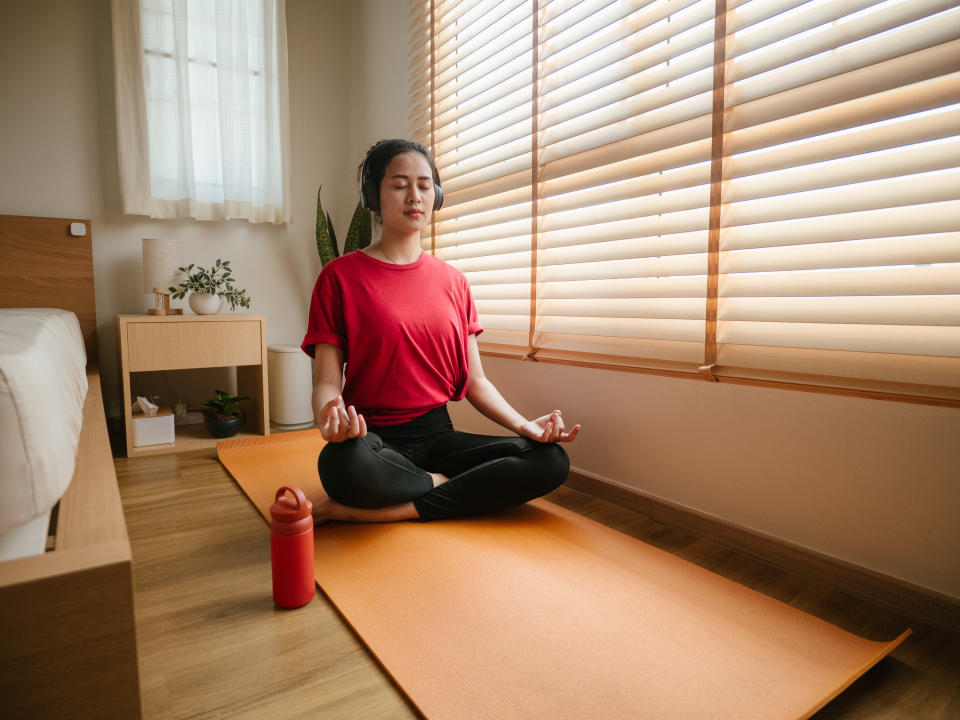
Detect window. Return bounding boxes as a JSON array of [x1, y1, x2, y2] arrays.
[[409, 0, 960, 405], [113, 0, 291, 223]]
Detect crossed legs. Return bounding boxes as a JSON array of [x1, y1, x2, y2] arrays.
[[314, 429, 569, 523]]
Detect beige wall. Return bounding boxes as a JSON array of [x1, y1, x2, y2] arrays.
[[2, 0, 958, 600], [346, 0, 414, 160]]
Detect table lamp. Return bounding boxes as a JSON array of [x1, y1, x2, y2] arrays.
[[142, 238, 184, 315]]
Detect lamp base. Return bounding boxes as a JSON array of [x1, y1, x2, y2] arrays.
[[147, 290, 183, 316]]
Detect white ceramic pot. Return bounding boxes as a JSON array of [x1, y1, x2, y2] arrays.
[[189, 292, 223, 315]]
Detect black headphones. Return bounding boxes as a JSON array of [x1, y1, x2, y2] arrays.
[[360, 145, 443, 213]]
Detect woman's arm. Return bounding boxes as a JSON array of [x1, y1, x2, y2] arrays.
[[312, 343, 366, 442], [464, 335, 580, 443]]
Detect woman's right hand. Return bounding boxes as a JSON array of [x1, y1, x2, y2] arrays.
[[318, 395, 367, 443]]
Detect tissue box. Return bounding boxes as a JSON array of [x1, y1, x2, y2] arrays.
[[133, 408, 175, 447]]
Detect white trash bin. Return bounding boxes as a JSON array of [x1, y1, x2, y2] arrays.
[[267, 345, 314, 429]]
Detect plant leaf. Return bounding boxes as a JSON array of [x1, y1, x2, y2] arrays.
[[327, 211, 338, 257], [316, 186, 338, 266], [344, 202, 372, 254]]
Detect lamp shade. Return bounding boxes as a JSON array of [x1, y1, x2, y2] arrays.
[[142, 238, 183, 294]]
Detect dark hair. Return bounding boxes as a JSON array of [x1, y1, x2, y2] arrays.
[[358, 139, 441, 213]]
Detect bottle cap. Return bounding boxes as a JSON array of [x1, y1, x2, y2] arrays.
[[270, 486, 313, 535]]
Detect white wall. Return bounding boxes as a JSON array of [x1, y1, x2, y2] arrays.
[[2, 0, 958, 601], [346, 0, 414, 163]]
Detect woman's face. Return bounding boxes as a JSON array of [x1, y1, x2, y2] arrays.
[[378, 152, 435, 235]]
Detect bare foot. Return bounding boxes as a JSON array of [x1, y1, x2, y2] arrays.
[[311, 495, 335, 526], [310, 473, 449, 526], [429, 472, 450, 488], [312, 495, 419, 524]]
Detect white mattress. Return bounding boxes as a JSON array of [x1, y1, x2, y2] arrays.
[[0, 309, 88, 543]]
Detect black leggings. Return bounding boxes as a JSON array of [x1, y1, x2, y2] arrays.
[[317, 405, 569, 521]]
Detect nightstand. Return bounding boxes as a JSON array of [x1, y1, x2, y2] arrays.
[[118, 314, 270, 457]]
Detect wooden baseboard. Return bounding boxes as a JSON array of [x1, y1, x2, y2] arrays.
[[565, 469, 960, 634]]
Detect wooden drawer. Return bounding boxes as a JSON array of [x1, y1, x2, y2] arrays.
[[126, 320, 262, 371]]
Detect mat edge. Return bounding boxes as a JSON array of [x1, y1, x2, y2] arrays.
[[565, 469, 960, 633], [313, 583, 430, 720], [216, 428, 323, 454], [798, 628, 913, 720]]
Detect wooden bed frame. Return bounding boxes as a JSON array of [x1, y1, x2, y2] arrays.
[[0, 215, 141, 717]]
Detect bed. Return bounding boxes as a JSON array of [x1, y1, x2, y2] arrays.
[[0, 215, 141, 718]]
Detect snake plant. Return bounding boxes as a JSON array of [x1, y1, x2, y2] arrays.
[[316, 186, 372, 266]]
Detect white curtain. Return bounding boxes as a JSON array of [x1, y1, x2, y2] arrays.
[[112, 0, 291, 223]]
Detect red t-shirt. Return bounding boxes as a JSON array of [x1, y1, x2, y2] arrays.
[[301, 250, 484, 425]]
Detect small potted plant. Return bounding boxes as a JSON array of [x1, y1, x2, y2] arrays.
[[203, 389, 249, 438], [169, 259, 252, 314]]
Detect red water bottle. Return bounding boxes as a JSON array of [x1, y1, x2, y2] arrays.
[[269, 486, 315, 608]]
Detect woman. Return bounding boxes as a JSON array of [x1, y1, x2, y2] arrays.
[[302, 139, 580, 524]]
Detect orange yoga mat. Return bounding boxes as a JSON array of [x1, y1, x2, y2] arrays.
[[218, 431, 910, 720]]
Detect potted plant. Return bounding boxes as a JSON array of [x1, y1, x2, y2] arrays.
[[203, 389, 249, 438], [316, 186, 372, 266], [169, 259, 252, 314]]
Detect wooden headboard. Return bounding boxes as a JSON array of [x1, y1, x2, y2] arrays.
[[0, 214, 98, 362]]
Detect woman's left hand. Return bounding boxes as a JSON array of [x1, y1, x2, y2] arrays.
[[519, 410, 581, 443]]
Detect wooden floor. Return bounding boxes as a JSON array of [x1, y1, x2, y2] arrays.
[[115, 448, 960, 720]]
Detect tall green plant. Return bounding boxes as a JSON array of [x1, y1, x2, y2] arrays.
[[316, 186, 372, 266]]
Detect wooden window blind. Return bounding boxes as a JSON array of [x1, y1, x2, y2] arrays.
[[409, 0, 960, 406]]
